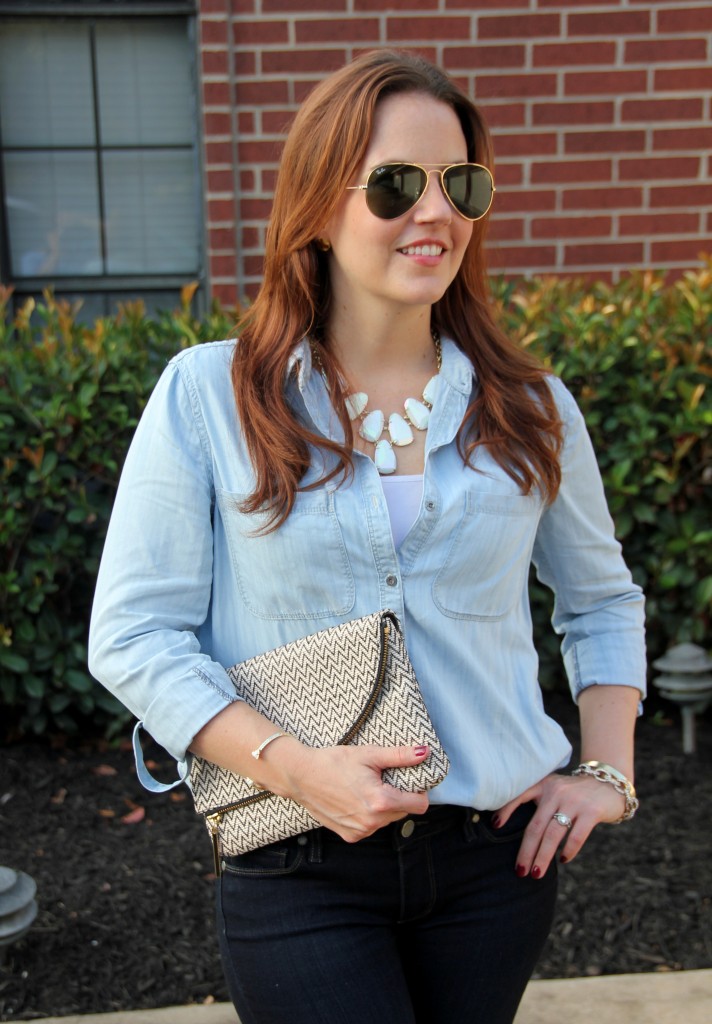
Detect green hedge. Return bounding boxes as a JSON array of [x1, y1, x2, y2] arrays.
[[1, 267, 710, 739]]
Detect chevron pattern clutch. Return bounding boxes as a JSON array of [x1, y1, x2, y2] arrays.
[[189, 610, 449, 870]]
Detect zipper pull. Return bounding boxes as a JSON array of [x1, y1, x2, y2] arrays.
[[207, 812, 223, 877]]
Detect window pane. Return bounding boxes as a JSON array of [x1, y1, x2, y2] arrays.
[[96, 20, 194, 146], [103, 150, 199, 274], [4, 152, 101, 277], [0, 21, 94, 146]]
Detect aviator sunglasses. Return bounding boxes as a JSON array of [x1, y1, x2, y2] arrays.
[[346, 162, 495, 222]]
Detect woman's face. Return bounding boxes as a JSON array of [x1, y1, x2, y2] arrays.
[[323, 91, 474, 317]]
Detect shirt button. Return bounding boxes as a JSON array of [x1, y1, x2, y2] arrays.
[[425, 500, 435, 511], [400, 819, 415, 838], [385, 574, 398, 587]]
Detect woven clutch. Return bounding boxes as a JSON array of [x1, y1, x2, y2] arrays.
[[189, 610, 449, 871]]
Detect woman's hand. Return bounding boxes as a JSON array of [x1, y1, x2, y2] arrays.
[[273, 739, 431, 842], [492, 770, 627, 879]]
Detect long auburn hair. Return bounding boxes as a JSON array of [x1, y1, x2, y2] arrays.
[[232, 49, 562, 529]]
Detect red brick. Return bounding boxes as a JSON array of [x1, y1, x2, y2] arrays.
[[478, 14, 559, 40], [651, 184, 712, 208], [657, 6, 712, 33], [203, 80, 231, 106], [241, 199, 274, 220], [480, 103, 526, 129], [238, 139, 283, 163], [205, 141, 234, 165], [211, 254, 237, 277], [651, 240, 711, 263], [238, 111, 255, 134], [654, 127, 712, 151], [619, 157, 700, 180], [243, 254, 265, 276], [533, 42, 614, 67], [565, 70, 647, 96], [240, 169, 255, 191], [201, 18, 229, 46], [204, 111, 232, 136], [538, 0, 612, 5], [231, 0, 256, 12], [354, 0, 436, 8], [387, 16, 472, 41], [448, 0, 528, 7], [562, 187, 643, 211], [622, 98, 703, 122], [476, 73, 557, 99], [211, 282, 240, 306], [565, 242, 644, 265], [261, 110, 296, 134], [565, 131, 645, 155], [261, 169, 279, 192], [202, 49, 229, 75], [625, 39, 707, 64], [234, 50, 256, 75], [233, 19, 289, 44], [569, 11, 650, 35], [620, 213, 700, 236], [533, 101, 614, 126], [532, 216, 612, 239], [444, 46, 525, 70], [488, 219, 524, 242], [210, 227, 238, 250], [202, 0, 228, 12], [531, 160, 612, 185], [262, 49, 347, 74], [241, 226, 260, 249], [487, 245, 557, 269], [236, 80, 290, 105], [208, 198, 236, 223], [655, 67, 712, 92], [494, 163, 524, 186], [207, 169, 234, 193], [265, 0, 346, 9], [296, 18, 379, 43], [495, 190, 556, 214], [492, 132, 557, 158]]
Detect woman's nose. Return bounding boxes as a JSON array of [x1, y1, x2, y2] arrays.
[[413, 171, 452, 222]]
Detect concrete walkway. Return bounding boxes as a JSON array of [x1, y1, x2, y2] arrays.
[[33, 969, 712, 1024]]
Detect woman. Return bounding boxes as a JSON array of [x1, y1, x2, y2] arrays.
[[89, 50, 646, 1024]]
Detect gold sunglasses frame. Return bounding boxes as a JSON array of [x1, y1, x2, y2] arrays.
[[346, 162, 496, 222]]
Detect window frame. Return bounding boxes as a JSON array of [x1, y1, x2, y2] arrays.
[[0, 0, 204, 316]]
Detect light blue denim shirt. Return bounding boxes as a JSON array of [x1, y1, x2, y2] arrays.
[[88, 336, 646, 810]]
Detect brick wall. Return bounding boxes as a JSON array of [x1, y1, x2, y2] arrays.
[[198, 0, 712, 304]]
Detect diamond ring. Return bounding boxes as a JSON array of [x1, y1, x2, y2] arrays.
[[552, 812, 573, 829]]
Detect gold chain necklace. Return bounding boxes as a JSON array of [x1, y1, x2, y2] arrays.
[[312, 328, 441, 476]]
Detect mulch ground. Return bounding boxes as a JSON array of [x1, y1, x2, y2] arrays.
[[1, 689, 711, 1021]]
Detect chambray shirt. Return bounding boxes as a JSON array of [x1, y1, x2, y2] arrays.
[[88, 336, 646, 810]]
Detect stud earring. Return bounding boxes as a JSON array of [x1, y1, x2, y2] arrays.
[[315, 237, 332, 252]]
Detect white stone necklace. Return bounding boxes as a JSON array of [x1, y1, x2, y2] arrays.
[[345, 328, 442, 476]]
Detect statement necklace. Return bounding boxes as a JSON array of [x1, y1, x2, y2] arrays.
[[345, 327, 442, 476]]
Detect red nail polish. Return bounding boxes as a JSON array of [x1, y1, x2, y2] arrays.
[[516, 864, 527, 877], [531, 865, 542, 879], [491, 814, 501, 828], [560, 853, 568, 864], [414, 745, 428, 757]]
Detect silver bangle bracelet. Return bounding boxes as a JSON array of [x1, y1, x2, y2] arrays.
[[572, 760, 639, 822]]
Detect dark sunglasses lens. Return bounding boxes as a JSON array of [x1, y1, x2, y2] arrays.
[[443, 165, 493, 219], [365, 164, 427, 220]]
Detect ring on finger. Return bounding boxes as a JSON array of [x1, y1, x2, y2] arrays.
[[552, 811, 573, 830]]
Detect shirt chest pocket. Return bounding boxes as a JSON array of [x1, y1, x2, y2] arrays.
[[217, 488, 355, 621], [432, 491, 540, 621]]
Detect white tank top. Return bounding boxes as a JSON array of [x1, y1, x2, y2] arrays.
[[379, 474, 424, 550]]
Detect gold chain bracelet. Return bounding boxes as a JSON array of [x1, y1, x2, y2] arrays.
[[572, 760, 639, 823]]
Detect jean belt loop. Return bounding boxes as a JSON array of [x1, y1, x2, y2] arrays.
[[308, 828, 323, 864]]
